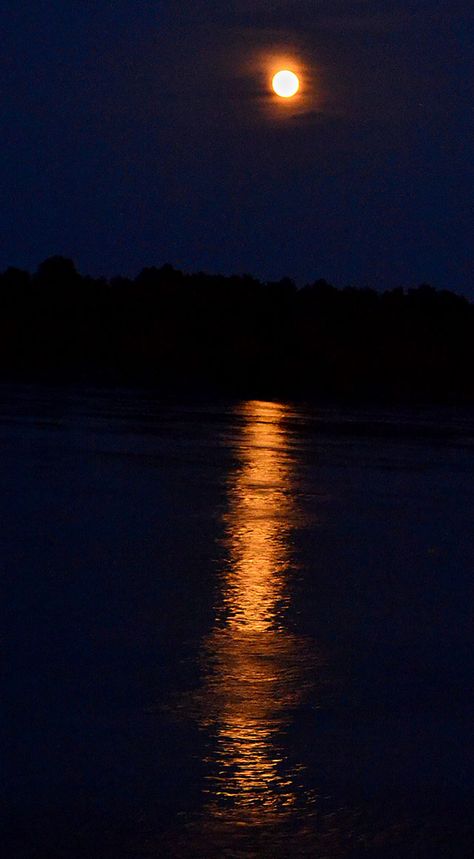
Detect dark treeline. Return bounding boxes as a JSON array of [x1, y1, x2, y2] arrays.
[[1, 256, 474, 401]]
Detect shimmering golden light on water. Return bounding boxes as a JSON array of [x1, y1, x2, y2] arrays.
[[197, 401, 315, 837], [222, 400, 293, 633]]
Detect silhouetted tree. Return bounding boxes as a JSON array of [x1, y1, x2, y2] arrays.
[[0, 258, 473, 401]]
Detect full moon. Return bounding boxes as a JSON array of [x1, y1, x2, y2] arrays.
[[272, 69, 300, 98]]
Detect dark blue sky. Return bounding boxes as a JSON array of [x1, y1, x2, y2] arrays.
[[2, 1, 473, 291]]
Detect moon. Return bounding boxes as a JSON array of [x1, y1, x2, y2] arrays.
[[272, 70, 300, 99]]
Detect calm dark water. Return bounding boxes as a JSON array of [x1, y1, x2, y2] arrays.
[[3, 387, 474, 857]]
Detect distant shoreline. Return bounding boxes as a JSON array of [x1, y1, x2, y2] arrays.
[[1, 257, 473, 404]]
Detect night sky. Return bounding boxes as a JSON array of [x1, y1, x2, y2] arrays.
[[2, 1, 473, 292]]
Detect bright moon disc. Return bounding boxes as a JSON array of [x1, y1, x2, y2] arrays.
[[272, 70, 300, 98]]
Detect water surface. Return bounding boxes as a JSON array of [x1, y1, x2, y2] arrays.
[[3, 387, 473, 857]]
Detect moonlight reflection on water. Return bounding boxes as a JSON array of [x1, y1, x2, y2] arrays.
[[190, 402, 319, 854]]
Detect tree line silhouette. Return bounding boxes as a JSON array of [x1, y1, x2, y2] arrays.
[[1, 256, 473, 400]]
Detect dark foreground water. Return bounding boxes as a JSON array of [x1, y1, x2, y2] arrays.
[[3, 387, 474, 858]]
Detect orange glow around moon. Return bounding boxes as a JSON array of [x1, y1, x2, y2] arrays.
[[272, 69, 300, 98]]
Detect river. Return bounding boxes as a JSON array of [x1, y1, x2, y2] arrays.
[[3, 388, 473, 857]]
